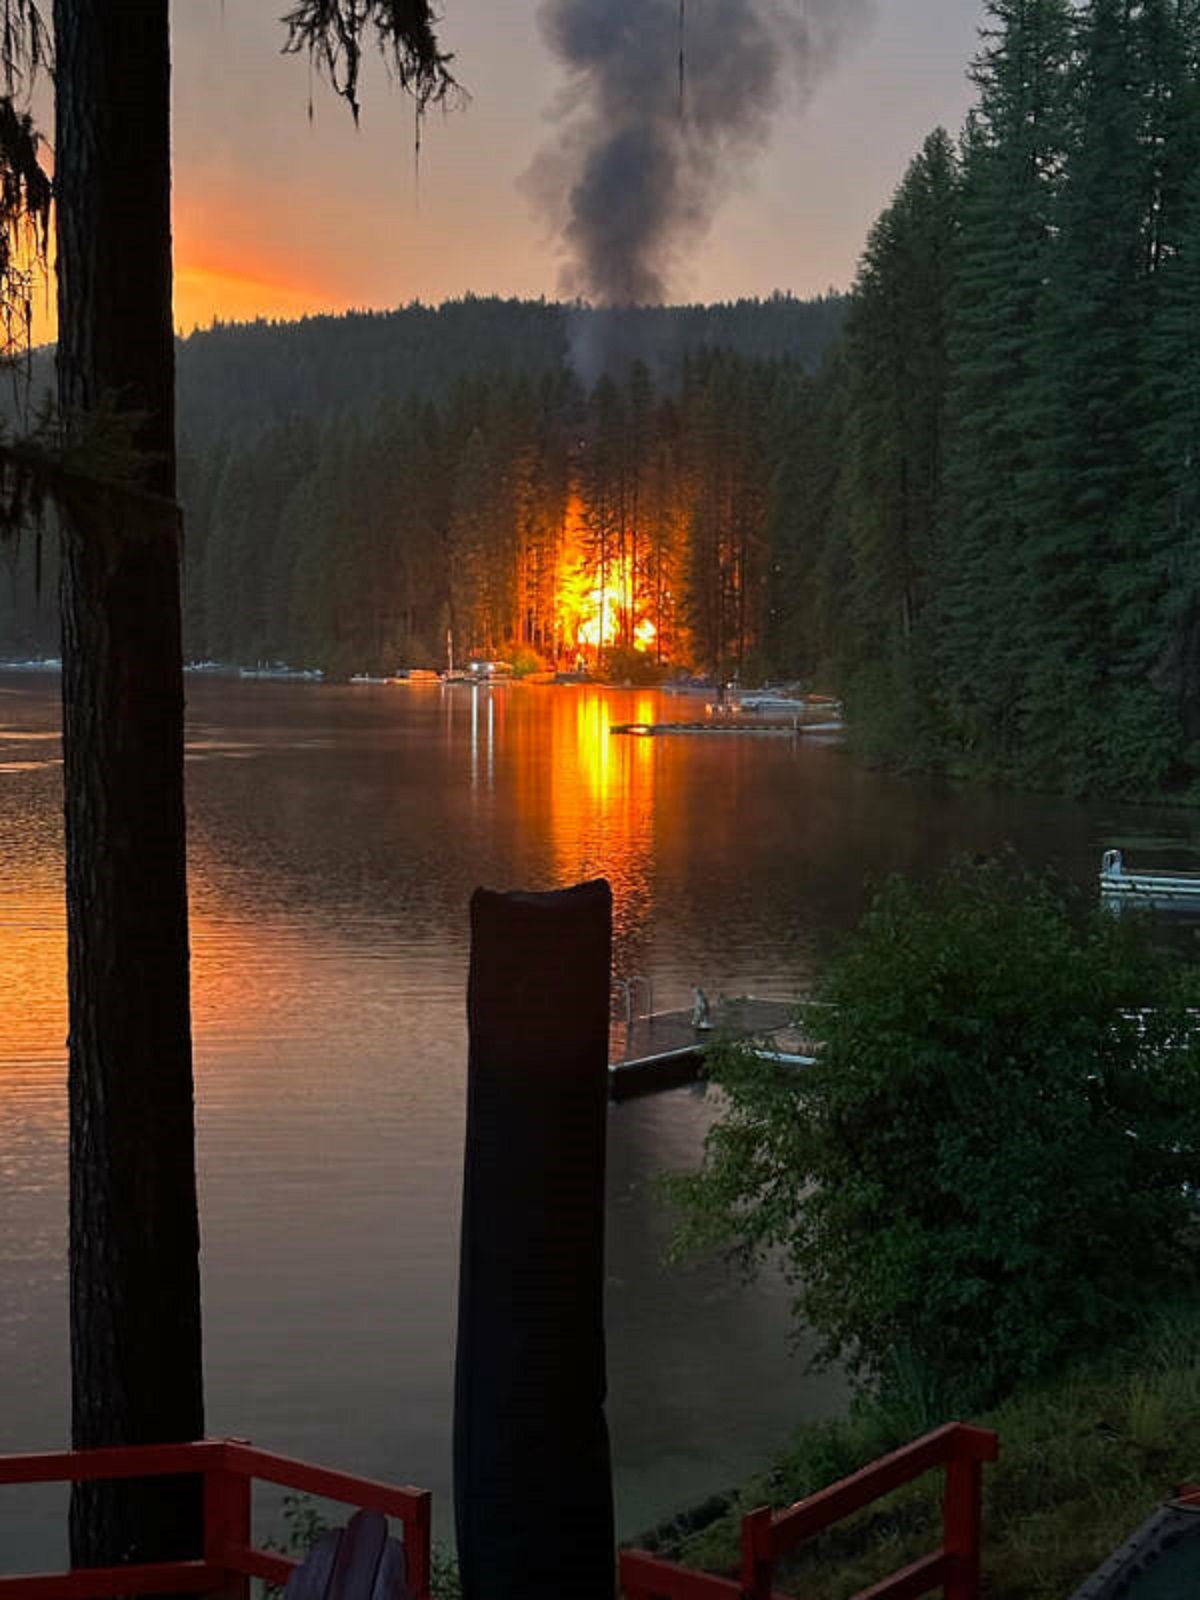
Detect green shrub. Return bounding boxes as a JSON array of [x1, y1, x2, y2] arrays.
[[509, 645, 548, 678], [669, 860, 1200, 1410], [600, 644, 665, 684]]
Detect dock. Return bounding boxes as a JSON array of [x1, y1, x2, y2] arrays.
[[608, 996, 803, 1099], [1100, 847, 1200, 912], [610, 719, 843, 738]]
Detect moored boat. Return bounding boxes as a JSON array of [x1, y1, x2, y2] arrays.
[[443, 658, 515, 684]]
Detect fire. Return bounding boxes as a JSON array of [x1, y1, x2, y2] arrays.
[[559, 561, 656, 655], [555, 497, 657, 660]]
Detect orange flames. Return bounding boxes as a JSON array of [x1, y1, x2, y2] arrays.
[[558, 557, 656, 654], [555, 497, 656, 660]]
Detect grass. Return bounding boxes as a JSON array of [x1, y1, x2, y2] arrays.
[[638, 1298, 1200, 1599]]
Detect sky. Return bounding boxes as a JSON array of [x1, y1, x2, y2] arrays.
[[162, 0, 987, 331]]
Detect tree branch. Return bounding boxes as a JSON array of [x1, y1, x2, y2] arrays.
[[0, 93, 50, 361], [0, 0, 50, 96], [280, 0, 460, 123]]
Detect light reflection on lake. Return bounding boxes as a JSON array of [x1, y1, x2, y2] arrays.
[[2, 672, 1196, 1566]]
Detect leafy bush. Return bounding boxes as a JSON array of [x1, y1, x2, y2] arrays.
[[509, 645, 548, 678], [669, 860, 1200, 1410], [600, 644, 666, 684]]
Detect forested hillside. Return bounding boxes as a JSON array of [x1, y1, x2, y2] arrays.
[[176, 295, 847, 443], [178, 350, 828, 680], [0, 294, 845, 672]]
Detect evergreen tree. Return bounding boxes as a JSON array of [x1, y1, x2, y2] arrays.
[[763, 359, 845, 682], [938, 0, 1074, 773], [1142, 162, 1200, 747], [833, 129, 959, 745]]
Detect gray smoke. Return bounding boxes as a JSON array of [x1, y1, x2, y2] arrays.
[[527, 0, 874, 308]]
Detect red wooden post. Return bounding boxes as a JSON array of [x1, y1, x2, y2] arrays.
[[619, 1550, 744, 1599], [407, 1488, 433, 1600], [942, 1453, 983, 1600], [618, 1559, 650, 1600], [203, 1455, 251, 1600], [739, 1505, 773, 1600]]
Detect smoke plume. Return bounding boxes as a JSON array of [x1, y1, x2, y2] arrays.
[[527, 0, 874, 308]]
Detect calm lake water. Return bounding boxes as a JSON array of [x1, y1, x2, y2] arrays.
[[2, 671, 1196, 1567]]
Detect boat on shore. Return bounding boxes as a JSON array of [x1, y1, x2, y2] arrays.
[[1099, 848, 1200, 910]]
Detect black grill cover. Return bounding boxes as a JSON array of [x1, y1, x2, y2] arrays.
[[453, 879, 615, 1600]]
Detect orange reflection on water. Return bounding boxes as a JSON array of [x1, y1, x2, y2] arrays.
[[0, 883, 66, 1083], [571, 692, 657, 808], [537, 689, 658, 933], [0, 873, 293, 1096]]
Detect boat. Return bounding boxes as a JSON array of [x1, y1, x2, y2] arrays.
[[730, 690, 844, 717], [444, 659, 514, 684], [238, 662, 324, 681], [0, 657, 61, 672], [732, 693, 811, 714], [1099, 848, 1200, 910], [386, 668, 440, 683]]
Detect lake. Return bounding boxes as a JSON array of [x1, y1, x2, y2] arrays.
[[1, 672, 1192, 1566]]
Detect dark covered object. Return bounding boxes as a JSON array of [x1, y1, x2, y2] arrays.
[[1068, 1497, 1200, 1599], [282, 1508, 409, 1600], [454, 879, 615, 1600]]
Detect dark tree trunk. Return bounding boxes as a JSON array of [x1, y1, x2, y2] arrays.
[[54, 0, 205, 1567]]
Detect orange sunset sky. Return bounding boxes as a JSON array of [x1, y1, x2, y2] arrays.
[[37, 1, 987, 336]]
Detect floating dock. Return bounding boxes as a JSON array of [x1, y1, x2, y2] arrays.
[[608, 996, 805, 1099], [1099, 848, 1200, 912], [610, 719, 843, 738]]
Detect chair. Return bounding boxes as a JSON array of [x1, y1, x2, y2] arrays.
[[283, 1508, 411, 1600]]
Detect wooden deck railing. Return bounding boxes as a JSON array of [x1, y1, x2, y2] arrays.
[[621, 1421, 999, 1600], [0, 1438, 431, 1600]]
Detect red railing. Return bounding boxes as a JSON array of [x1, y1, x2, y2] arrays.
[[0, 1438, 432, 1600], [621, 1421, 999, 1600]]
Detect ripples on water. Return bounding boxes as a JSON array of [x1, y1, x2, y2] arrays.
[[1, 673, 1185, 1565]]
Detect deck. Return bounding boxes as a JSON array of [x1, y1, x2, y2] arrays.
[[0, 1422, 997, 1600], [608, 996, 800, 1099]]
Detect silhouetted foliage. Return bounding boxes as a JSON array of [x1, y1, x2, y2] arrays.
[[282, 0, 458, 121]]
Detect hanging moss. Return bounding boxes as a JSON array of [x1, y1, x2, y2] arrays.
[[280, 0, 459, 123]]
